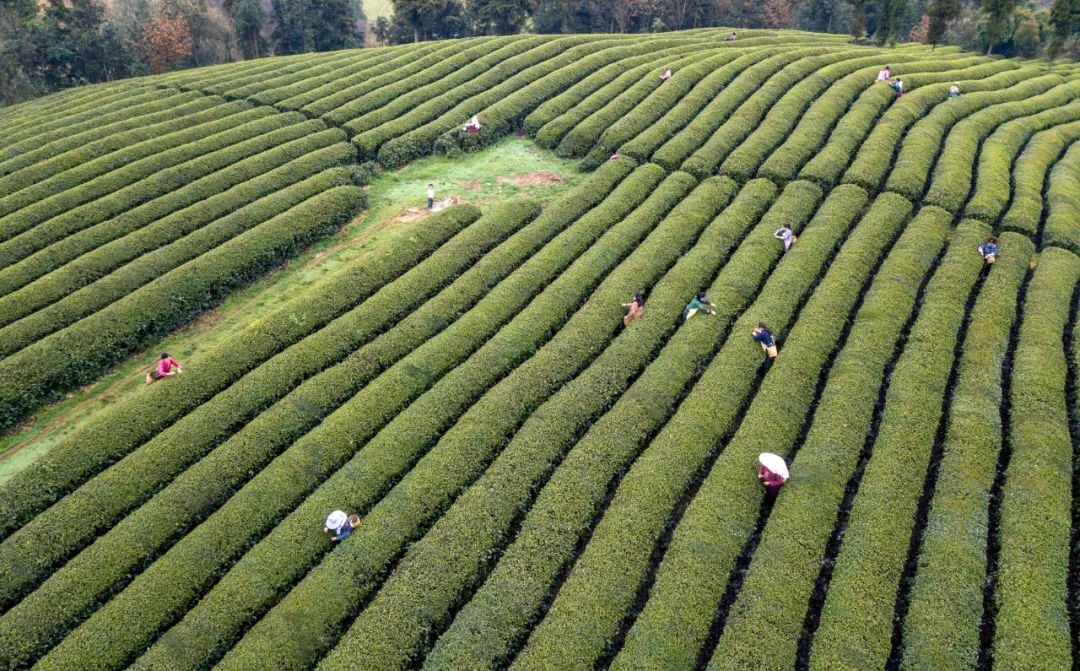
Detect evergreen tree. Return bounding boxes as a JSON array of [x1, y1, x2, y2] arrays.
[[926, 0, 960, 47], [467, 0, 532, 34], [981, 0, 1017, 54], [272, 0, 361, 54], [232, 0, 267, 58], [846, 0, 868, 37], [1047, 0, 1078, 61], [874, 0, 906, 43]]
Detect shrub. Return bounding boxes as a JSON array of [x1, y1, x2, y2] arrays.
[[849, 71, 1059, 195], [806, 218, 989, 671], [0, 185, 367, 433], [964, 115, 1080, 224], [0, 206, 481, 540], [652, 47, 836, 173], [40, 167, 669, 671], [898, 232, 1034, 669], [614, 197, 944, 671], [991, 247, 1079, 671], [799, 61, 1024, 189], [1041, 139, 1080, 254], [0, 144, 356, 356], [0, 201, 543, 670], [0, 108, 310, 261], [0, 119, 337, 303], [920, 82, 1080, 212]]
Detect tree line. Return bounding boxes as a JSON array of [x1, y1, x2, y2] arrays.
[[1, 0, 1076, 106]]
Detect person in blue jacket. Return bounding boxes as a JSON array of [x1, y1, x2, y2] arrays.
[[978, 237, 999, 265], [752, 322, 778, 369]]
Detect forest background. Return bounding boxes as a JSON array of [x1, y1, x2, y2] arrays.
[[0, 0, 1077, 106]]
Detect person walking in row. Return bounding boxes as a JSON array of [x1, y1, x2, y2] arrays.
[[752, 322, 778, 369], [622, 291, 645, 327], [427, 183, 435, 210], [948, 82, 962, 98], [146, 352, 182, 384], [774, 222, 796, 252], [324, 510, 360, 542], [758, 452, 790, 501], [679, 291, 716, 324], [890, 78, 904, 98], [979, 236, 999, 265]]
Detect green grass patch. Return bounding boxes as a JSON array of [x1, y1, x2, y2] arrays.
[[0, 136, 582, 482]]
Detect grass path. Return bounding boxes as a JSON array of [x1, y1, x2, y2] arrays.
[[0, 136, 582, 481]]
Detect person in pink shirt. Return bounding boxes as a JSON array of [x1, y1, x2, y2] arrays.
[[757, 452, 790, 501], [146, 352, 182, 384]]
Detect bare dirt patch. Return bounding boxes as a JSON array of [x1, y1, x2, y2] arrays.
[[499, 171, 566, 188]]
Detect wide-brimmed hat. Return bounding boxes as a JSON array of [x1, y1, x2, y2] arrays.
[[758, 452, 790, 479], [325, 510, 347, 530]]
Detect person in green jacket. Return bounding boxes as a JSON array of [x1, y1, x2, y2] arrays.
[[679, 291, 716, 325]]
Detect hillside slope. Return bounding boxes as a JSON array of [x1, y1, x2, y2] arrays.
[[1, 28, 1079, 671]]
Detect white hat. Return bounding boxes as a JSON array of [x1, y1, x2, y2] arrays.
[[325, 510, 347, 531], [758, 453, 790, 480]]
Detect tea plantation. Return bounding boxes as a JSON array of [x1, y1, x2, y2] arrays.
[[1, 28, 1079, 670]]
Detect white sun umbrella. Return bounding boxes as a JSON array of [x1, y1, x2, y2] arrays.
[[758, 452, 789, 480], [325, 510, 347, 531]]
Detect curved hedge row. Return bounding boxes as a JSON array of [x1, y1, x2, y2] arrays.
[[376, 38, 636, 167], [720, 53, 909, 181], [522, 42, 715, 139], [651, 48, 828, 171], [0, 162, 634, 623], [0, 86, 173, 159], [807, 219, 988, 671], [991, 246, 1079, 671], [838, 66, 1041, 191], [1043, 140, 1080, 253], [898, 231, 1033, 670], [287, 41, 463, 115], [851, 69, 1057, 194], [422, 178, 778, 671], [758, 54, 989, 183], [965, 117, 1080, 225], [574, 50, 746, 168], [614, 194, 935, 671], [511, 185, 875, 671], [0, 181, 366, 433], [549, 48, 729, 158], [918, 82, 1080, 211], [318, 176, 743, 671], [0, 118, 335, 305], [0, 107, 305, 263], [125, 165, 646, 671], [0, 142, 353, 361], [0, 201, 543, 670], [346, 36, 554, 147], [161, 167, 687, 671], [799, 61, 1023, 189], [0, 91, 217, 192]]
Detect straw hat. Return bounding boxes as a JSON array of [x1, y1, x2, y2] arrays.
[[758, 453, 790, 480], [325, 510, 347, 531]]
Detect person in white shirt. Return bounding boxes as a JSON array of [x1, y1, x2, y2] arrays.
[[949, 82, 961, 98], [427, 184, 435, 210], [774, 223, 796, 252]]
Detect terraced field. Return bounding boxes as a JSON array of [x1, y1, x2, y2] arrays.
[[1, 27, 1079, 670]]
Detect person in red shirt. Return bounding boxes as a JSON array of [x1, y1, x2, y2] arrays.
[[757, 452, 790, 501], [146, 353, 182, 384]]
